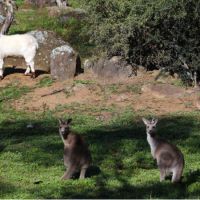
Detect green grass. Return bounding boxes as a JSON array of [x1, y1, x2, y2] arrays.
[[0, 83, 200, 199], [9, 5, 95, 59], [0, 83, 31, 103], [36, 76, 54, 88]]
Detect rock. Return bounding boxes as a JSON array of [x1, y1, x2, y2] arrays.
[[29, 30, 48, 44], [142, 83, 186, 98], [72, 83, 86, 92], [83, 59, 94, 71], [116, 94, 129, 102], [4, 30, 68, 73], [47, 6, 86, 21], [50, 45, 81, 81], [137, 65, 146, 76], [91, 56, 134, 80], [24, 0, 56, 7]]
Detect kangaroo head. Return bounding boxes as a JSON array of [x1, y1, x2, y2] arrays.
[[59, 118, 72, 139], [142, 118, 158, 136]]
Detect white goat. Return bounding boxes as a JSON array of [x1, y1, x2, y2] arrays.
[[0, 33, 38, 79]]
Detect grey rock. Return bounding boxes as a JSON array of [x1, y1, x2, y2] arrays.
[[47, 6, 86, 21], [83, 59, 94, 71], [50, 45, 81, 80], [24, 0, 56, 7], [142, 83, 186, 98], [92, 56, 134, 80], [28, 30, 48, 44]]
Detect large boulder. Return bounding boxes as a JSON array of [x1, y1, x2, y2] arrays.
[[24, 0, 56, 7], [4, 30, 75, 74], [50, 45, 81, 81], [47, 6, 86, 21], [86, 56, 134, 80], [142, 83, 187, 98]]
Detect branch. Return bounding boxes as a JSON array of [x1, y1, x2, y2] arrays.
[[178, 56, 189, 70], [41, 89, 65, 97], [0, 0, 16, 35]]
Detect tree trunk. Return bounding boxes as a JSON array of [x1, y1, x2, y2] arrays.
[[0, 0, 15, 35], [56, 0, 68, 8]]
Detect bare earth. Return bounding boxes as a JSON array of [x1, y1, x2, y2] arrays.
[[2, 70, 199, 116]]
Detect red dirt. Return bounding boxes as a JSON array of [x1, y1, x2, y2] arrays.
[[2, 71, 198, 116]]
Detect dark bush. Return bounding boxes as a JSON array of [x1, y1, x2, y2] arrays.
[[84, 0, 200, 85]]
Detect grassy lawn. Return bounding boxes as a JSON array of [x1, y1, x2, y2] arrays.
[[0, 83, 200, 198]]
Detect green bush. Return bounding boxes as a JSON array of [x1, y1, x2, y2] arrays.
[[84, 0, 200, 85]]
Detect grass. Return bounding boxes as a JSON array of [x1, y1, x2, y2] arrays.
[[36, 76, 54, 88], [10, 2, 95, 59], [0, 83, 200, 198], [0, 83, 31, 103]]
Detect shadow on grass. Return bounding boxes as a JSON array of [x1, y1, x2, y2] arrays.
[[58, 169, 200, 198], [0, 180, 16, 198], [0, 113, 200, 198]]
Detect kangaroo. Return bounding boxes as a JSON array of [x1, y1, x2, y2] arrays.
[[142, 118, 184, 183], [59, 118, 91, 180]]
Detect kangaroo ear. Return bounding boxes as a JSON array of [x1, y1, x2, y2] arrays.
[[152, 118, 158, 125], [142, 118, 149, 125], [58, 119, 64, 125], [66, 118, 72, 125]]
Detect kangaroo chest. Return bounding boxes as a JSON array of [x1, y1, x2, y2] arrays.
[[147, 135, 157, 158]]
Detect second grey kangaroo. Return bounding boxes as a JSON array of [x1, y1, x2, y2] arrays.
[[142, 118, 184, 183], [59, 118, 91, 180]]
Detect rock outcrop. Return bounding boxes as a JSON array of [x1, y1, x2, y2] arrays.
[[85, 56, 135, 80], [50, 45, 81, 81]]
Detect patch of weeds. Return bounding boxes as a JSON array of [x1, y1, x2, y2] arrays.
[[0, 84, 31, 103], [107, 84, 120, 94], [37, 76, 54, 88], [171, 79, 185, 88], [126, 84, 142, 94], [74, 80, 95, 85], [184, 102, 193, 108], [15, 0, 24, 7]]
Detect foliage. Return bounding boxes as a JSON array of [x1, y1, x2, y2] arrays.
[[36, 76, 54, 88], [84, 0, 200, 85]]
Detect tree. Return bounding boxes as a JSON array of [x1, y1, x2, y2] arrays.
[[56, 0, 68, 8], [0, 0, 17, 35]]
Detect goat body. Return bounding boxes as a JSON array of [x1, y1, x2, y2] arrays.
[[0, 33, 38, 79]]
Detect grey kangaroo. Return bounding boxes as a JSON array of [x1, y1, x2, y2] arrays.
[[142, 118, 184, 183], [59, 118, 91, 180]]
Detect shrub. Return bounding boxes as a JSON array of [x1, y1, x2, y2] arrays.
[[84, 0, 200, 85]]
